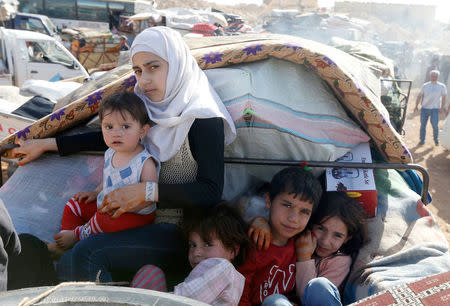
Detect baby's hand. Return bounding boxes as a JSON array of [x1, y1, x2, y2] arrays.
[[73, 191, 98, 203], [295, 230, 317, 261], [248, 217, 272, 251]]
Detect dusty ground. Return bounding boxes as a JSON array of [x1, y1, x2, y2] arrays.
[[402, 88, 450, 245]]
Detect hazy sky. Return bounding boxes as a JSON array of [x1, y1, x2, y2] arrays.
[[206, 0, 449, 23]]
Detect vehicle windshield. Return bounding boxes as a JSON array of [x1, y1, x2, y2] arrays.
[[20, 17, 47, 35], [29, 40, 74, 67], [42, 16, 58, 35]]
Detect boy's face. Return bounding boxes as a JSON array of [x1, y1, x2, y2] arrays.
[[101, 110, 149, 153], [265, 192, 313, 246], [188, 232, 237, 269]]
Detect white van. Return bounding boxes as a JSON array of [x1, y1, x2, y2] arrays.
[[0, 27, 88, 87]]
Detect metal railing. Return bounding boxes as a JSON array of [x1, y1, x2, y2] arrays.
[[224, 157, 430, 204]]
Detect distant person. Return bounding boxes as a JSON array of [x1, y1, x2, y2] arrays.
[[414, 70, 447, 146], [111, 25, 119, 35], [119, 35, 129, 51], [424, 57, 439, 83], [26, 41, 43, 61], [441, 55, 450, 87]]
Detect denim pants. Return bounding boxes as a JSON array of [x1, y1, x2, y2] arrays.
[[302, 277, 342, 306], [261, 294, 293, 306], [420, 108, 439, 143], [56, 223, 186, 283]]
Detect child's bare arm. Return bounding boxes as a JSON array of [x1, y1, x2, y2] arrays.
[[140, 157, 158, 184], [248, 217, 272, 251], [295, 230, 317, 261]]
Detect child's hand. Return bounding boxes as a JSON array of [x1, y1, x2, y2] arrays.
[[73, 191, 98, 203], [295, 230, 317, 261], [248, 217, 272, 251]]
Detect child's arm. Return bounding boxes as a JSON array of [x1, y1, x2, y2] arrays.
[[248, 217, 272, 251], [295, 231, 318, 299], [141, 157, 158, 182], [140, 157, 158, 205]]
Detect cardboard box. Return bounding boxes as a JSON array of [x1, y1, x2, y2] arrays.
[[326, 143, 377, 217]]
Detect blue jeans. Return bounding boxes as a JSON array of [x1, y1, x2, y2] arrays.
[[262, 294, 293, 306], [56, 223, 185, 282], [302, 277, 342, 306], [420, 108, 439, 143]]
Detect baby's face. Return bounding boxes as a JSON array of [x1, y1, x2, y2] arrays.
[[188, 232, 236, 268]]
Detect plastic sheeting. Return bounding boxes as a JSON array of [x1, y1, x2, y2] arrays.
[[1, 153, 103, 242]]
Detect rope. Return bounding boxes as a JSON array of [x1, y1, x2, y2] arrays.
[[17, 268, 131, 305], [18, 282, 95, 306]]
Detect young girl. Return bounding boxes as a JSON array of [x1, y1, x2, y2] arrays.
[[48, 91, 159, 256], [294, 191, 368, 306], [131, 202, 249, 306]]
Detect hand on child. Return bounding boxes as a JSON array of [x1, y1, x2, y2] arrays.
[[99, 183, 147, 218], [73, 191, 98, 203], [295, 230, 317, 261], [248, 217, 272, 251]]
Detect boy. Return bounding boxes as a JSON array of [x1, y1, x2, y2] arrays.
[[239, 167, 322, 305]]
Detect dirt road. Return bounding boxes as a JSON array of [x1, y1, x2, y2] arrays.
[[402, 88, 450, 244]]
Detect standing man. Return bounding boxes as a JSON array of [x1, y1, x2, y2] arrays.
[[119, 35, 129, 51], [414, 70, 447, 146]]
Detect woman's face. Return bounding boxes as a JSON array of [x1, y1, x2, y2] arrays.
[[132, 52, 169, 102], [312, 216, 350, 258]]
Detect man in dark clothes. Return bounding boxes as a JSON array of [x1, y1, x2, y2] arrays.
[[0, 199, 20, 291], [8, 234, 58, 290]]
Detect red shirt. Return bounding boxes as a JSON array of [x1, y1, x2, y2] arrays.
[[238, 238, 297, 305]]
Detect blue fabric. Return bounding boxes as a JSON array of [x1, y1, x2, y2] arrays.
[[56, 223, 184, 282], [397, 169, 432, 204], [261, 294, 292, 306], [420, 108, 439, 143], [343, 169, 450, 303], [302, 277, 341, 306], [49, 73, 61, 82]]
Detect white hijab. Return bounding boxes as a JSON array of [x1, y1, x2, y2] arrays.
[[131, 26, 236, 162]]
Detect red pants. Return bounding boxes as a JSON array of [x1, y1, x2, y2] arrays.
[[61, 197, 154, 241]]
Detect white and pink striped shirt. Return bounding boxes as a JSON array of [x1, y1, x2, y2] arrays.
[[174, 257, 245, 306]]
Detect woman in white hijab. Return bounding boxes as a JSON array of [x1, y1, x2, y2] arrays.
[[12, 27, 236, 283]]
